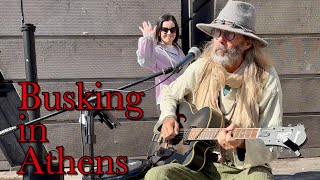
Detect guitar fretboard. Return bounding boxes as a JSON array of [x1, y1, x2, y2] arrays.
[[186, 128, 260, 140]]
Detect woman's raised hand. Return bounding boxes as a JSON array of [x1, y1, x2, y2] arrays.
[[139, 21, 157, 36]]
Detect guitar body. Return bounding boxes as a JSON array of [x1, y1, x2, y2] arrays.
[[148, 102, 226, 171]]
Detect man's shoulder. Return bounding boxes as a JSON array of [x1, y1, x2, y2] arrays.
[[264, 66, 282, 91], [266, 67, 280, 81]]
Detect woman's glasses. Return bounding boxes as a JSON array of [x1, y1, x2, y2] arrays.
[[213, 29, 236, 41], [161, 27, 177, 33]]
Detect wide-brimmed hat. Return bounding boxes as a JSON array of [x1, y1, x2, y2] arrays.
[[196, 0, 268, 47]]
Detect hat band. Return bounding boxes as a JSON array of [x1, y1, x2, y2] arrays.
[[213, 19, 256, 34]]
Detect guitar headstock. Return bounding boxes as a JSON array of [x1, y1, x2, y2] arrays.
[[258, 124, 307, 155]]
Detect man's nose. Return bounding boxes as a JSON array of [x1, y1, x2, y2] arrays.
[[216, 33, 226, 43], [167, 30, 172, 34]]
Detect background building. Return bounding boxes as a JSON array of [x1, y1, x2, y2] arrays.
[[0, 0, 319, 170]]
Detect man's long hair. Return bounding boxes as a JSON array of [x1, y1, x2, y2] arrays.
[[195, 40, 274, 127]]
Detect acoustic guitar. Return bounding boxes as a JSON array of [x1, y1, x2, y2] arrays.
[[148, 102, 307, 171]]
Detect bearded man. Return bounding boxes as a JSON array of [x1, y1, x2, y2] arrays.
[[145, 1, 282, 180]]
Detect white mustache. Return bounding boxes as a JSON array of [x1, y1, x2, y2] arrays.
[[215, 44, 228, 53]]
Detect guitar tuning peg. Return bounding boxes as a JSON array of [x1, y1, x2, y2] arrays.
[[279, 147, 284, 152], [294, 150, 301, 157]]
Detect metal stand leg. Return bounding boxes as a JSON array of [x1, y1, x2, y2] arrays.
[[82, 110, 96, 180]]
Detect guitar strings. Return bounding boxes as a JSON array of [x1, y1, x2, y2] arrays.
[[175, 128, 259, 139]]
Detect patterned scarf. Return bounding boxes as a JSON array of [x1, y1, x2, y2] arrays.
[[194, 58, 258, 127]]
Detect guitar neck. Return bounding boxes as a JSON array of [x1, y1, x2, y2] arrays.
[[187, 128, 261, 140]]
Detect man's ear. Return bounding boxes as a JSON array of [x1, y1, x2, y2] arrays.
[[243, 38, 253, 51]]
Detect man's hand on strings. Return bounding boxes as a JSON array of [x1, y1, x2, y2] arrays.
[[217, 123, 245, 150], [160, 116, 179, 142]]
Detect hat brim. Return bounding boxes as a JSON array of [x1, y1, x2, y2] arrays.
[[196, 23, 268, 47]]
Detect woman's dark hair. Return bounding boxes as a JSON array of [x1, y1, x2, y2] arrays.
[[155, 13, 179, 44]]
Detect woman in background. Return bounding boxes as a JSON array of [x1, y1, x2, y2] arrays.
[[136, 13, 185, 114]]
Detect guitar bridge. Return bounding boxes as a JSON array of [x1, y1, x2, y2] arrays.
[[152, 134, 163, 144], [157, 147, 173, 157]]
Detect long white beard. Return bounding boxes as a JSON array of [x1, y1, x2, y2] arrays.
[[213, 44, 242, 66]]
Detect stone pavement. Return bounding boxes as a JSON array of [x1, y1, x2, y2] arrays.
[[0, 157, 319, 180], [271, 157, 320, 180]]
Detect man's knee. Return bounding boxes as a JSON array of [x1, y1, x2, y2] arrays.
[[247, 166, 273, 180], [145, 163, 189, 180]]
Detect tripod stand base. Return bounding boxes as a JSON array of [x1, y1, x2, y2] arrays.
[[93, 159, 151, 180]]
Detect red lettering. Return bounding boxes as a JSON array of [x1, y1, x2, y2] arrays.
[[76, 82, 94, 110], [45, 152, 56, 175], [104, 91, 125, 110], [28, 124, 49, 142], [42, 92, 62, 111], [17, 124, 27, 142], [115, 156, 128, 175], [95, 156, 114, 175], [77, 156, 94, 175], [17, 146, 44, 175], [125, 92, 145, 120], [57, 146, 76, 174], [63, 92, 76, 110], [18, 82, 41, 110], [94, 91, 103, 110]]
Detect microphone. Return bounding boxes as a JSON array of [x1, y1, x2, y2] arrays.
[[94, 110, 120, 129], [172, 47, 201, 73]]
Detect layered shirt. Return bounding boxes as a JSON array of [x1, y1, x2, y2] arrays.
[[136, 33, 185, 104], [155, 58, 283, 169]]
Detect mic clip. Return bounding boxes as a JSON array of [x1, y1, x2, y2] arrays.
[[94, 110, 118, 129]]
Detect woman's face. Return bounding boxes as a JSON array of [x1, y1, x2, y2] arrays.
[[159, 20, 176, 45]]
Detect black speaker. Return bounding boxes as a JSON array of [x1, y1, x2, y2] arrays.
[[0, 72, 33, 167], [0, 72, 63, 179], [181, 0, 215, 54]]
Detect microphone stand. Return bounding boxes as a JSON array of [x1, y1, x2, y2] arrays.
[[117, 67, 173, 90], [82, 107, 95, 180], [82, 67, 174, 180]]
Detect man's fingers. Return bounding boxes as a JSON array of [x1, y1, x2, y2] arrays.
[[226, 123, 236, 131], [161, 117, 179, 141], [217, 129, 227, 146], [174, 121, 179, 135], [226, 131, 233, 140]]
